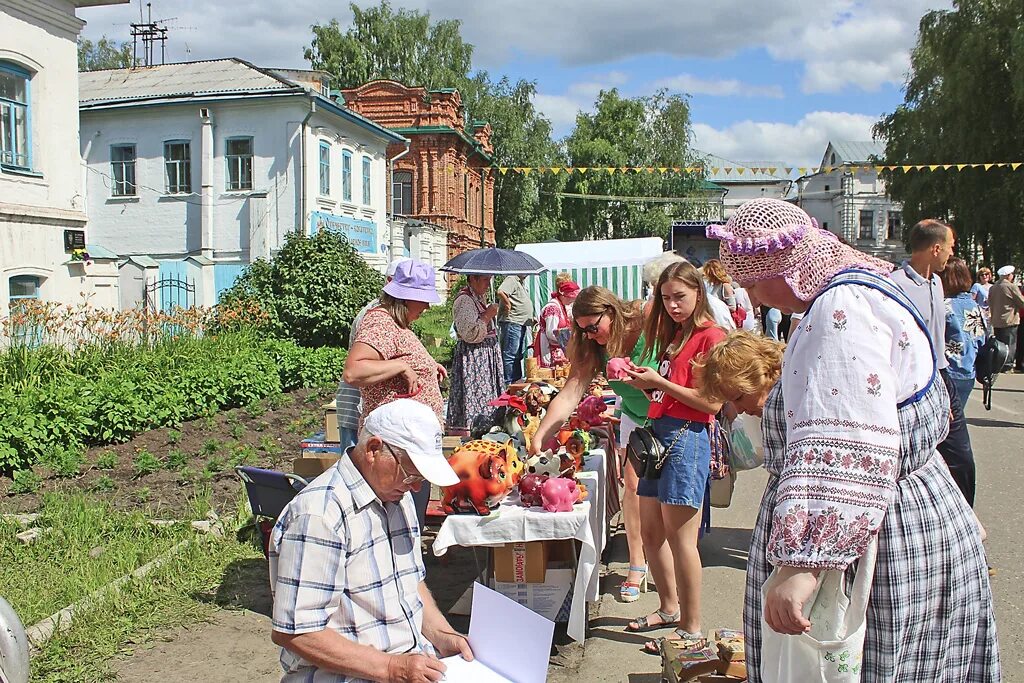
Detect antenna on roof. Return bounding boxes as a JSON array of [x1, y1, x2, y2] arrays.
[[130, 1, 169, 66]]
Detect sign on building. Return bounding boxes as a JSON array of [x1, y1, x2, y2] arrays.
[[309, 211, 377, 253]]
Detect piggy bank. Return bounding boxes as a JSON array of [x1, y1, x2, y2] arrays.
[[518, 473, 548, 507], [442, 441, 518, 515], [576, 395, 607, 427], [606, 357, 635, 380], [525, 450, 562, 477], [576, 482, 589, 503], [541, 477, 579, 513]]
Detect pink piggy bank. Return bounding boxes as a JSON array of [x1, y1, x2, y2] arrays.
[[606, 357, 635, 380], [541, 477, 579, 513], [518, 473, 548, 507]]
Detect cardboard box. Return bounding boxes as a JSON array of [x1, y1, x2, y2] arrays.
[[493, 541, 549, 583], [492, 567, 573, 622], [442, 436, 463, 457], [292, 456, 340, 479], [323, 401, 340, 443]]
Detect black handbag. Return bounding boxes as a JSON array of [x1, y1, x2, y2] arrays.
[[975, 335, 1009, 411], [626, 425, 665, 480]]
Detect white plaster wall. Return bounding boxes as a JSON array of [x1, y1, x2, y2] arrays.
[[721, 182, 790, 217], [82, 96, 392, 269]]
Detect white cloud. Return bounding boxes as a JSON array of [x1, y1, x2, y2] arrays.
[[653, 74, 783, 98], [78, 1, 948, 93], [533, 71, 631, 136], [692, 111, 878, 167]]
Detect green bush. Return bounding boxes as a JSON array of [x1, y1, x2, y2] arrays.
[[41, 444, 85, 479], [220, 230, 384, 348], [132, 448, 161, 477], [10, 469, 41, 494], [0, 332, 346, 472]]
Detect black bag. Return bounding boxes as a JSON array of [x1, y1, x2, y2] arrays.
[[626, 426, 666, 481], [975, 335, 1009, 411]]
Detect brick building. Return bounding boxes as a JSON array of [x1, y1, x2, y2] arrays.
[[340, 80, 495, 256]]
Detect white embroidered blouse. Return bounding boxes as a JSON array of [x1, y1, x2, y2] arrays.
[[769, 282, 937, 570]]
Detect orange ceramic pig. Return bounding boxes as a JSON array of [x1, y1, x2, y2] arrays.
[[441, 440, 519, 515]]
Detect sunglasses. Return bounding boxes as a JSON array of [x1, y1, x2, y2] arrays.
[[576, 309, 607, 335], [385, 443, 425, 486]]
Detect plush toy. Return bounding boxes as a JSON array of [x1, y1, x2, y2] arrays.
[[518, 473, 548, 507], [442, 440, 521, 515], [525, 451, 562, 478], [541, 477, 579, 513]]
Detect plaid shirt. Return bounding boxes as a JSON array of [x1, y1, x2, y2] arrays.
[[269, 452, 430, 683]]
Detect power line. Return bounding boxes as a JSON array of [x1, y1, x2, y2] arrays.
[[545, 190, 719, 204]]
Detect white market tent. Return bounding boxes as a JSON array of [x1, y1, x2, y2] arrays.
[[516, 237, 664, 312]]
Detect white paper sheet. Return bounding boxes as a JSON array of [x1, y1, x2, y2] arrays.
[[439, 655, 513, 682], [468, 582, 554, 683]]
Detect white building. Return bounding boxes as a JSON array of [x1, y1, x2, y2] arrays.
[[796, 141, 904, 262], [0, 0, 128, 312], [79, 59, 409, 308], [703, 154, 793, 218]]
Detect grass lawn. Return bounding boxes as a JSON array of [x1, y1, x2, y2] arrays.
[[1, 491, 264, 682]]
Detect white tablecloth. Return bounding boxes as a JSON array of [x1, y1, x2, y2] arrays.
[[432, 450, 607, 642]]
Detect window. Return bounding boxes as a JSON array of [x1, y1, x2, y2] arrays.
[[164, 141, 191, 194], [110, 144, 137, 196], [824, 184, 830, 192], [9, 275, 40, 345], [830, 153, 836, 165], [341, 150, 352, 202], [226, 137, 253, 191], [392, 171, 412, 214], [464, 174, 470, 218], [859, 210, 874, 240], [362, 155, 371, 205], [887, 210, 902, 240], [822, 221, 829, 230], [0, 63, 30, 169], [319, 142, 331, 196]]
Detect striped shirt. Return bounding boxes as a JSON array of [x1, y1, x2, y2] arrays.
[[269, 452, 430, 683]]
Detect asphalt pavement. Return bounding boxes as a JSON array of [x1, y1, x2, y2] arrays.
[[554, 372, 1024, 683]]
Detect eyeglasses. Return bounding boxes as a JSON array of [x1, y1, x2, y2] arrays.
[[384, 443, 425, 486], [576, 309, 607, 335]]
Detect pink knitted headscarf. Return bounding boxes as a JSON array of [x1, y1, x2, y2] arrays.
[[706, 198, 892, 301]]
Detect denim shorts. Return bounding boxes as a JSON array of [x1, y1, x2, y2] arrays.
[[636, 416, 711, 508]]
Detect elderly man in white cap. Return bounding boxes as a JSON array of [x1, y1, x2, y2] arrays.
[[989, 265, 1024, 372], [270, 399, 472, 683], [336, 257, 414, 449]]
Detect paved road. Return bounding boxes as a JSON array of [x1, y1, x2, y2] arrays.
[[558, 373, 1024, 682]]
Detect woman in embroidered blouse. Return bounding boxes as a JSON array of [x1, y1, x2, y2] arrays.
[[704, 199, 998, 682], [940, 258, 987, 406], [533, 272, 580, 367], [621, 260, 726, 654], [446, 274, 504, 434]]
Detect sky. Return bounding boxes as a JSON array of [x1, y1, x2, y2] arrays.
[[78, 0, 952, 167]]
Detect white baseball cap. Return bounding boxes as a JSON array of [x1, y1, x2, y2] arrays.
[[997, 265, 1015, 277], [362, 399, 458, 486], [386, 257, 413, 279]]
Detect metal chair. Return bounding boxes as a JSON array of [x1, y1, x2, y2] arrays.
[[234, 466, 308, 557]]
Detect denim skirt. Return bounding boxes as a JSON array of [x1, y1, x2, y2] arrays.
[[636, 416, 710, 508]]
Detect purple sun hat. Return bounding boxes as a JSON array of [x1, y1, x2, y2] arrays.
[[383, 259, 442, 304]]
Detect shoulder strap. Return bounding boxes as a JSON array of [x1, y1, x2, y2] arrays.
[[809, 268, 937, 407]]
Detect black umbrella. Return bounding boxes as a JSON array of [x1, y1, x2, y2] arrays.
[[440, 247, 547, 275]]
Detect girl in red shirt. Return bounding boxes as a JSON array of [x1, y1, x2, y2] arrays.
[[624, 260, 725, 653]]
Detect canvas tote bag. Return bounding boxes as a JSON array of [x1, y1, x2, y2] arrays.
[[760, 536, 878, 683]]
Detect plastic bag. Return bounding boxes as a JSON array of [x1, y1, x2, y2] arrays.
[[728, 414, 764, 471]]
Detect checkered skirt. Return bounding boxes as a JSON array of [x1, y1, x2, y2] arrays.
[[744, 378, 1001, 681]]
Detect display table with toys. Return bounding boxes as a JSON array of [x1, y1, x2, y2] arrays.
[[431, 449, 607, 642]]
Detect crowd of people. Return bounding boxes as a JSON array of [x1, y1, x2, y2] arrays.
[[261, 196, 1009, 682]]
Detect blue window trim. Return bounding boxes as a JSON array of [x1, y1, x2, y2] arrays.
[[9, 274, 40, 301], [225, 136, 254, 191], [319, 141, 331, 196], [163, 139, 191, 194], [0, 61, 32, 171], [341, 149, 353, 202], [361, 155, 371, 205]]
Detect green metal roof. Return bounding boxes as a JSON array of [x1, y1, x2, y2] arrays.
[[389, 125, 493, 162]]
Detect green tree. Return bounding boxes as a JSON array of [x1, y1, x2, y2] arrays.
[[874, 0, 1024, 266], [562, 89, 710, 240], [305, 1, 472, 92], [220, 230, 383, 347], [78, 36, 132, 71], [306, 1, 566, 248]]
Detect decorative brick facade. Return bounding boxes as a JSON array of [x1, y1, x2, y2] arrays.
[[340, 80, 495, 256]]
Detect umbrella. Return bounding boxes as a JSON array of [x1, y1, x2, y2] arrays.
[[440, 247, 546, 275]]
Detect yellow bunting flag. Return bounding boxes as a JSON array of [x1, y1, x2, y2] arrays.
[[983, 163, 994, 170], [550, 167, 561, 174], [767, 167, 777, 175], [995, 162, 1007, 168], [1012, 163, 1022, 170], [498, 167, 509, 175], [875, 166, 885, 173], [736, 167, 746, 175], [659, 167, 669, 174], [955, 164, 967, 171], [521, 168, 533, 176], [928, 165, 940, 171], [797, 167, 807, 175], [605, 167, 616, 175], [822, 166, 832, 174], [710, 167, 720, 175], [577, 167, 589, 173]]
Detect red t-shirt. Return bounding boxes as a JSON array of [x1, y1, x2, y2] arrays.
[[647, 324, 726, 423]]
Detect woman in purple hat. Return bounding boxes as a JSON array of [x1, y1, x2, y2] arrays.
[[344, 259, 446, 428]]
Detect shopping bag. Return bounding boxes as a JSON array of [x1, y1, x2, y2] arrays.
[[728, 414, 764, 471], [760, 537, 877, 683]]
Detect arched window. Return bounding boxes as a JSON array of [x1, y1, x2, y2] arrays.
[[392, 171, 413, 215], [0, 61, 31, 169]]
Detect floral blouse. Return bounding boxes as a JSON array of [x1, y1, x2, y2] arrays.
[[452, 289, 496, 344], [768, 282, 934, 570], [944, 292, 987, 381], [353, 308, 444, 426]]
